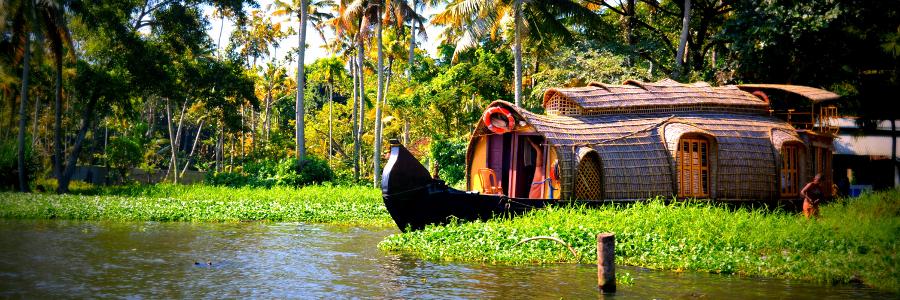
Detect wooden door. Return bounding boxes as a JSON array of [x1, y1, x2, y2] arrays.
[[781, 145, 800, 197], [678, 137, 710, 198]]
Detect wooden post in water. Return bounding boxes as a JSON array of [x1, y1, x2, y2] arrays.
[[597, 233, 616, 293]]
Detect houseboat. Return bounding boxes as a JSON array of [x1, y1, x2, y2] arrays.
[[382, 79, 840, 231]]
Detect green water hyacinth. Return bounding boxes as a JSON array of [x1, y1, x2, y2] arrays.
[[0, 184, 391, 226], [380, 190, 900, 293]]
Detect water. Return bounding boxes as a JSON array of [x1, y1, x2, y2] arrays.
[[0, 219, 892, 299]]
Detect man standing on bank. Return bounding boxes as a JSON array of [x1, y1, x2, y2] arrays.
[[800, 174, 824, 219]]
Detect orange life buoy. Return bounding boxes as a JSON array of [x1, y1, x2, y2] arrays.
[[549, 160, 560, 182], [751, 90, 770, 103], [482, 106, 516, 134]]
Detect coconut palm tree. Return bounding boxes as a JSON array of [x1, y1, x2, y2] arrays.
[[336, 0, 418, 186], [433, 0, 599, 107], [271, 0, 335, 162], [329, 5, 364, 180], [1, 0, 73, 192]]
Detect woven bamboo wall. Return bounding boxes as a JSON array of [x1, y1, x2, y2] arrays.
[[546, 93, 582, 116], [515, 108, 675, 200], [503, 103, 800, 201], [574, 148, 604, 200], [674, 115, 795, 200]]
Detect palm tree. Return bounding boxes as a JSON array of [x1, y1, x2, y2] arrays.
[[2, 0, 73, 192], [336, 0, 418, 186], [329, 5, 363, 180], [434, 0, 599, 107], [272, 0, 335, 162]]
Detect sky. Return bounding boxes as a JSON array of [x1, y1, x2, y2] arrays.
[[201, 1, 446, 67]]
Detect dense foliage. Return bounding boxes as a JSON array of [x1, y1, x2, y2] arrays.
[[205, 156, 334, 188], [0, 0, 896, 192], [380, 189, 900, 292], [429, 136, 467, 186]]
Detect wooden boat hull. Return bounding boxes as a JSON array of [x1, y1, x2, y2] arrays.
[[381, 141, 555, 232]]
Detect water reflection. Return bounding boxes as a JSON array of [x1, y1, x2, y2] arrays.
[[0, 220, 891, 299]]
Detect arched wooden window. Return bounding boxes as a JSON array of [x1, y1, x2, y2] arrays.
[[574, 152, 603, 200], [780, 144, 801, 197], [677, 136, 710, 198]]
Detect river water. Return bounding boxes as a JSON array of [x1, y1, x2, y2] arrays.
[[0, 219, 891, 299]]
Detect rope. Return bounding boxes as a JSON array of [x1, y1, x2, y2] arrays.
[[513, 236, 579, 258]]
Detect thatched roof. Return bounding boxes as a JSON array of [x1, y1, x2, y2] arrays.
[[542, 79, 769, 115], [736, 84, 840, 102]]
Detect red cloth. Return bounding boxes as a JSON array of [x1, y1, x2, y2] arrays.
[[529, 166, 544, 199]]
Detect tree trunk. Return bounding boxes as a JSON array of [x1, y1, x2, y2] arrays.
[[216, 121, 223, 172], [350, 58, 359, 178], [674, 0, 691, 77], [296, 0, 309, 162], [145, 96, 155, 138], [403, 119, 409, 145], [165, 99, 178, 184], [356, 37, 365, 181], [217, 15, 226, 56], [408, 0, 417, 81], [180, 119, 205, 178], [17, 32, 32, 192], [58, 95, 99, 194], [385, 58, 393, 106], [513, 0, 523, 107], [31, 91, 41, 146], [174, 101, 187, 150], [328, 82, 333, 167], [625, 0, 636, 66], [374, 3, 385, 187], [251, 106, 256, 153], [53, 45, 63, 179], [265, 82, 272, 141], [239, 103, 245, 162]]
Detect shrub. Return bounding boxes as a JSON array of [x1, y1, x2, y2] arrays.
[[204, 171, 253, 188], [0, 138, 37, 191], [105, 136, 142, 182], [204, 156, 334, 188], [430, 137, 467, 185]]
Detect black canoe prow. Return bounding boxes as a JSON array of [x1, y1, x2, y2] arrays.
[[381, 139, 555, 232]]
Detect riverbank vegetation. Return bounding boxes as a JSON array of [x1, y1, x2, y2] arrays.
[[2, 0, 897, 194], [380, 189, 900, 292], [0, 184, 391, 226]]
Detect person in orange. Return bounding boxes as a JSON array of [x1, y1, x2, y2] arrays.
[[527, 139, 545, 199], [800, 173, 824, 219]]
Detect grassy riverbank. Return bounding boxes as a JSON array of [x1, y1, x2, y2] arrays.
[[380, 189, 900, 292], [0, 184, 392, 226]]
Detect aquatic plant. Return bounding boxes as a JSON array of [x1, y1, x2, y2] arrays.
[[0, 184, 391, 226], [380, 189, 900, 292]]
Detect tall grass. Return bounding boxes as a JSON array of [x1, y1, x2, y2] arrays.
[[0, 184, 391, 226], [380, 190, 900, 292]]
